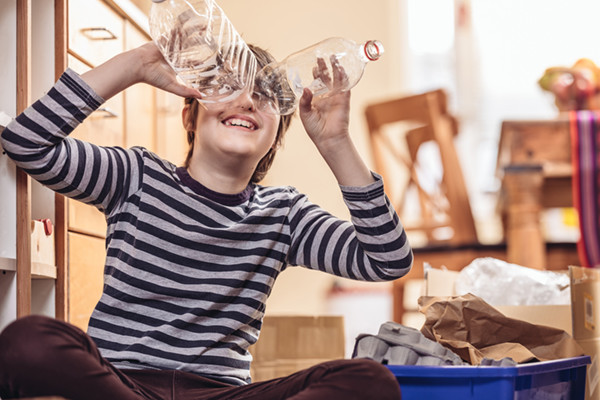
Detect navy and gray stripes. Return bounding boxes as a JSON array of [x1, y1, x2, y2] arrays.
[[1, 68, 413, 385]]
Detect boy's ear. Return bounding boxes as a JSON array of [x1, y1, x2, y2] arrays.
[[182, 104, 195, 131]]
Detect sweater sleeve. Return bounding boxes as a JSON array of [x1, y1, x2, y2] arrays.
[[0, 68, 143, 216], [286, 173, 413, 282]]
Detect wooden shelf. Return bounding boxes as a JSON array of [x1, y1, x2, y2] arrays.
[[0, 259, 55, 279], [32, 262, 57, 279], [0, 257, 16, 272]]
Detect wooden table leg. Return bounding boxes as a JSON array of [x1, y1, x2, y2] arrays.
[[502, 165, 546, 269]]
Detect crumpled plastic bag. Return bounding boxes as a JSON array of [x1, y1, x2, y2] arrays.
[[418, 293, 583, 365], [454, 257, 570, 306]]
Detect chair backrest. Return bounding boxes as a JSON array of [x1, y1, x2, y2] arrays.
[[365, 89, 478, 246]]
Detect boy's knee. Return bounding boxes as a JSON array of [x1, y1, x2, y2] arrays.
[[336, 359, 401, 399], [0, 315, 61, 370]]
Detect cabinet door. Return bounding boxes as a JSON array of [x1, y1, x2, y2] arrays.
[[68, 232, 105, 331], [68, 0, 124, 68], [124, 22, 156, 151], [155, 90, 188, 166]]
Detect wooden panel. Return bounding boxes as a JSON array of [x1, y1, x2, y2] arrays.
[[31, 219, 55, 271], [55, 0, 69, 321], [68, 232, 105, 331], [124, 21, 156, 151], [68, 199, 106, 238], [155, 90, 188, 166], [497, 119, 571, 169], [16, 0, 32, 318], [67, 0, 124, 67]]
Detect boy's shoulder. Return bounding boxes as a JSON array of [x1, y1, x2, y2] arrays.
[[129, 146, 177, 175], [254, 183, 301, 198], [252, 184, 310, 207]]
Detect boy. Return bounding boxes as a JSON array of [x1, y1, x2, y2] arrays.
[[0, 42, 412, 399]]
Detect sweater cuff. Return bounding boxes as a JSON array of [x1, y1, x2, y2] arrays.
[[339, 171, 385, 202], [60, 68, 106, 111]]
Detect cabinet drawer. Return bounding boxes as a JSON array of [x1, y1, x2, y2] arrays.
[[68, 199, 107, 238], [68, 232, 105, 331], [68, 0, 124, 67]]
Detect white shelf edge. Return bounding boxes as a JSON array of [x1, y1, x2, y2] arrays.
[[0, 258, 57, 280], [0, 257, 16, 272]]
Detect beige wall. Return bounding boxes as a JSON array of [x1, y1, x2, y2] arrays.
[[217, 0, 406, 315]]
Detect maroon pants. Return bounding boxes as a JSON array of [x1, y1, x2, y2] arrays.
[[0, 316, 401, 400]]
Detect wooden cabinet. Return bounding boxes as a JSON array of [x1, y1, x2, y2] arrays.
[[68, 232, 105, 331], [0, 0, 187, 332]]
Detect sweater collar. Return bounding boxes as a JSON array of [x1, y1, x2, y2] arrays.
[[176, 167, 252, 206]]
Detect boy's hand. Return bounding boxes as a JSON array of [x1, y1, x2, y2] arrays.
[[137, 42, 202, 99], [297, 56, 374, 187], [298, 56, 351, 153], [82, 42, 201, 100]]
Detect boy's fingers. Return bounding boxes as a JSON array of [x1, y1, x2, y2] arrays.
[[299, 88, 313, 112]]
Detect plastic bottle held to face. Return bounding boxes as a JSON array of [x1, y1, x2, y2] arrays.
[[255, 37, 384, 115], [149, 0, 257, 103]]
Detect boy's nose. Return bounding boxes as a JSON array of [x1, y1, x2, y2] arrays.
[[232, 87, 255, 111]]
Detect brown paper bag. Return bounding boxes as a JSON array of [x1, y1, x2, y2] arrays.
[[418, 293, 584, 364]]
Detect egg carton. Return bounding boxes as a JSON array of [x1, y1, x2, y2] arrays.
[[352, 321, 467, 366], [352, 321, 518, 367]]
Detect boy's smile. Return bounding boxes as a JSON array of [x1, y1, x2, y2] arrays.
[[222, 115, 259, 131]]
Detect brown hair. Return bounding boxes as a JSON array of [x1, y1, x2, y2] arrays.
[[183, 45, 293, 184]]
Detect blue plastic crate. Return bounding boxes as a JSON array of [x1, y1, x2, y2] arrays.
[[387, 356, 591, 400]]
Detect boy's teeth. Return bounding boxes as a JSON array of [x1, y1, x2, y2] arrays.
[[225, 118, 253, 129]]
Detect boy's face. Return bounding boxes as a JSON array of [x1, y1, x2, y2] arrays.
[[192, 89, 281, 166]]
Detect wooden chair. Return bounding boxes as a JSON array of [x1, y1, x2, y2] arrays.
[[365, 89, 477, 246], [364, 89, 580, 322]]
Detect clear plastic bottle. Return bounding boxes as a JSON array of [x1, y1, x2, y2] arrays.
[[254, 37, 384, 115], [149, 0, 257, 103]]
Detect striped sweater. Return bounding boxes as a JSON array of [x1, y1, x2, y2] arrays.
[[1, 69, 413, 385]]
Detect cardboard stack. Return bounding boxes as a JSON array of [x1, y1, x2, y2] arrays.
[[248, 315, 345, 382], [571, 266, 600, 400]]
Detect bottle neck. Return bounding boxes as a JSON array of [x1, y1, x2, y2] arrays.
[[363, 40, 384, 61]]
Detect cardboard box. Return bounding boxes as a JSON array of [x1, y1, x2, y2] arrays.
[[425, 268, 572, 335], [571, 266, 600, 341], [570, 266, 600, 400], [576, 337, 600, 400], [249, 315, 345, 381]]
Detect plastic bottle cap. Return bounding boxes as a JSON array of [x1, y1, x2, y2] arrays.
[[364, 40, 384, 61]]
